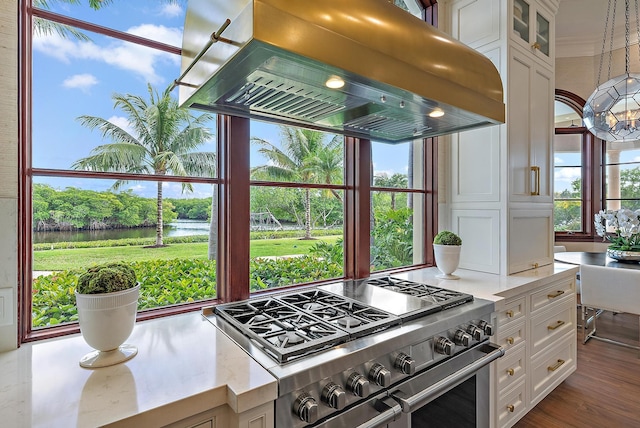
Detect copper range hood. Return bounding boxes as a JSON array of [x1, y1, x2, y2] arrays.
[[177, 0, 505, 144]]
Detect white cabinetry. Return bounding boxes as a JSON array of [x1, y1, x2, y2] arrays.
[[163, 403, 274, 428], [491, 271, 577, 428], [446, 0, 558, 275], [507, 46, 553, 203]]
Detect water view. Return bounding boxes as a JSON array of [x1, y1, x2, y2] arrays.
[[33, 219, 211, 244], [33, 219, 302, 243]]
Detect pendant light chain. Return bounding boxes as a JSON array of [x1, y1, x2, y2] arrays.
[[636, 0, 640, 72], [625, 0, 631, 75], [607, 0, 618, 80], [598, 0, 613, 86]]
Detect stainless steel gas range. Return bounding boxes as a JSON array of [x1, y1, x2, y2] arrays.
[[204, 276, 504, 428]]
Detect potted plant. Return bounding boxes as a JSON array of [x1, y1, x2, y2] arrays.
[[594, 209, 640, 262], [433, 231, 462, 279], [75, 262, 140, 368]]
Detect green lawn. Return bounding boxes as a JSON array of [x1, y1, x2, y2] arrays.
[[33, 235, 341, 271]]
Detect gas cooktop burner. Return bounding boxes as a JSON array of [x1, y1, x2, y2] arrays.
[[279, 289, 400, 337], [214, 297, 351, 363], [214, 277, 474, 364], [337, 316, 362, 328]]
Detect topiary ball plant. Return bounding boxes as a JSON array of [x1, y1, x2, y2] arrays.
[[77, 262, 137, 294], [433, 230, 462, 246]]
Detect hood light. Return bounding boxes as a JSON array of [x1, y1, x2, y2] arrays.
[[325, 76, 345, 89], [429, 108, 445, 118]]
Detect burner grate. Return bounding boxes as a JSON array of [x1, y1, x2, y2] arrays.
[[279, 289, 400, 338], [215, 297, 350, 363]]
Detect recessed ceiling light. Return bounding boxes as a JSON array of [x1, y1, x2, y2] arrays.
[[325, 76, 345, 89], [429, 108, 445, 118]]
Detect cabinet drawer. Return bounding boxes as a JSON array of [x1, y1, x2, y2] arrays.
[[496, 319, 525, 352], [496, 379, 527, 428], [530, 334, 576, 406], [496, 344, 526, 392], [496, 297, 526, 327], [530, 298, 574, 356], [530, 277, 575, 313]]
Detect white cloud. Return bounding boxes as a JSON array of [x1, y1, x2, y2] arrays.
[[554, 167, 581, 191], [62, 73, 98, 92], [127, 24, 183, 48], [554, 156, 564, 164], [373, 169, 395, 178], [159, 3, 183, 18], [107, 115, 136, 137], [33, 24, 181, 85]]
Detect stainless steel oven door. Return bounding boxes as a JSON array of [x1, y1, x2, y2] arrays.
[[313, 391, 403, 428], [385, 342, 504, 428]]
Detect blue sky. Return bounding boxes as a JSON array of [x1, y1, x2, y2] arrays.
[[31, 1, 416, 199]]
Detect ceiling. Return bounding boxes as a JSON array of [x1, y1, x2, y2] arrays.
[[556, 0, 640, 58]]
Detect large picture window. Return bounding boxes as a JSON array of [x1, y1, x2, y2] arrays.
[[22, 1, 436, 342], [553, 89, 640, 243]]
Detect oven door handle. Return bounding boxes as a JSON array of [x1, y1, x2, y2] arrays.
[[355, 396, 403, 428], [390, 343, 505, 413]]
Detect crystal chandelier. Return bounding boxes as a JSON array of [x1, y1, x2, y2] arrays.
[[583, 0, 640, 142]]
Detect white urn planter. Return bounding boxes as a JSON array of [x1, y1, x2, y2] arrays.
[[433, 244, 461, 280], [75, 284, 140, 368]]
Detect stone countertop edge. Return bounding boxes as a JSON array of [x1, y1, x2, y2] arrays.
[[0, 264, 577, 427], [0, 312, 278, 428]]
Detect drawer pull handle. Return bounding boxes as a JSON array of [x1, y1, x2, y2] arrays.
[[506, 337, 515, 345], [506, 310, 514, 318], [507, 404, 515, 413], [507, 368, 515, 376], [547, 320, 565, 330], [547, 359, 565, 372], [547, 290, 565, 299]]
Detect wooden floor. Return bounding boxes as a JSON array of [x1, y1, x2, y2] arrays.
[[514, 311, 640, 427]]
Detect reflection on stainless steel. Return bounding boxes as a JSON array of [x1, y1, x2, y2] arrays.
[[179, 0, 505, 143], [204, 276, 500, 428]]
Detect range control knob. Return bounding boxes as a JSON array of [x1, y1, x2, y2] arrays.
[[395, 352, 416, 375], [478, 320, 494, 336], [434, 336, 455, 356], [321, 382, 346, 410], [466, 324, 483, 341], [293, 392, 318, 424], [453, 329, 473, 347], [347, 372, 370, 397], [369, 363, 392, 387]]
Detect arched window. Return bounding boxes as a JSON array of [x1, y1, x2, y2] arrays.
[[555, 88, 640, 245]]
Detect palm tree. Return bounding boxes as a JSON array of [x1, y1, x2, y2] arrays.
[[374, 173, 408, 210], [33, 0, 181, 41], [251, 127, 343, 239], [33, 0, 113, 41], [72, 83, 215, 247]]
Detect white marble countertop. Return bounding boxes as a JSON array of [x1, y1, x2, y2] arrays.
[[0, 263, 578, 428], [391, 263, 579, 309], [0, 313, 277, 428]]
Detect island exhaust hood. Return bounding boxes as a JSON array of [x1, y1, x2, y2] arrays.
[[177, 0, 505, 144]]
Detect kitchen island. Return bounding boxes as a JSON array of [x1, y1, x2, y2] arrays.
[[0, 263, 578, 427]]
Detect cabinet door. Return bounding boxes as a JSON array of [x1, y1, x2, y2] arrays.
[[508, 47, 553, 203], [508, 208, 553, 274], [511, 0, 554, 65]]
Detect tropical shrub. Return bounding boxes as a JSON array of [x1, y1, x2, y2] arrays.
[[371, 207, 413, 270], [32, 256, 341, 327], [250, 255, 343, 290]]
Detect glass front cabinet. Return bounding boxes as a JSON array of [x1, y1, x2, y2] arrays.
[[512, 0, 552, 63]]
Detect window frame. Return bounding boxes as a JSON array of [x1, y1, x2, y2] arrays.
[[553, 89, 604, 244], [19, 2, 439, 343]]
